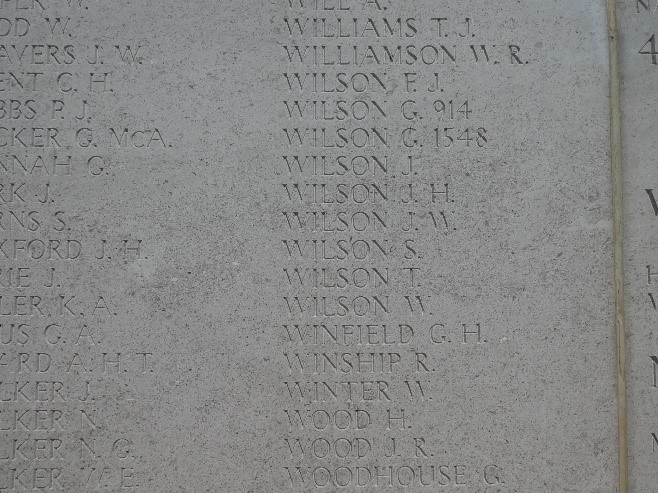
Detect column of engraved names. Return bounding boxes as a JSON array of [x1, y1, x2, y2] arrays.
[[274, 0, 510, 489], [0, 0, 162, 490]]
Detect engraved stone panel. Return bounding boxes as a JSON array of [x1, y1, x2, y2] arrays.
[[0, 1, 618, 492], [619, 1, 658, 491]]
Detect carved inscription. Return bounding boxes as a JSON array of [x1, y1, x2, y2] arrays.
[[0, 0, 164, 489], [275, 0, 537, 488]]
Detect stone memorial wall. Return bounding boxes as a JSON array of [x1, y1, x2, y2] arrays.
[[0, 1, 653, 492]]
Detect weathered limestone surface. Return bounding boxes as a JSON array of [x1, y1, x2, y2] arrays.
[[619, 1, 658, 492], [0, 1, 619, 492]]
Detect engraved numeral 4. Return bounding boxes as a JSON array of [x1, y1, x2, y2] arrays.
[[639, 35, 658, 65]]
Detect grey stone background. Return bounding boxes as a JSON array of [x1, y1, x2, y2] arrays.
[[0, 0, 621, 492]]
